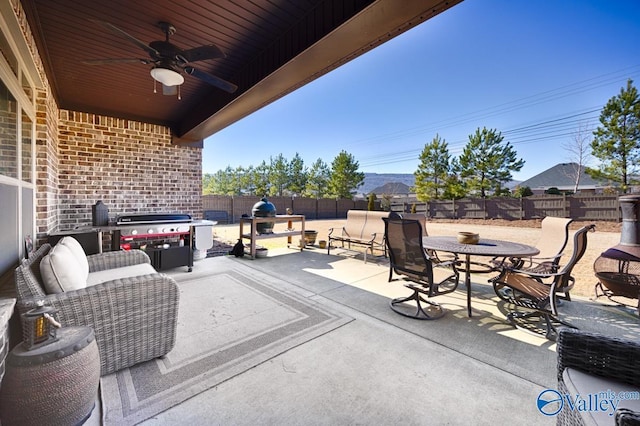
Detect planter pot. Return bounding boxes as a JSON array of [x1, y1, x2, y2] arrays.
[[318, 240, 327, 249], [255, 247, 268, 258], [304, 230, 318, 246]]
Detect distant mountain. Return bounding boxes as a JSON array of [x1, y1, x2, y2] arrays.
[[357, 173, 415, 195], [356, 172, 521, 195]]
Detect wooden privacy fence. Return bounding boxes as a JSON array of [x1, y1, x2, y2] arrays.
[[202, 195, 372, 223], [390, 194, 622, 221], [202, 194, 623, 223]]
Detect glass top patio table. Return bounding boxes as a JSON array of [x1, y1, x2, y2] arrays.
[[422, 236, 539, 317]]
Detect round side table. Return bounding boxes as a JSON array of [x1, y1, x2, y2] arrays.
[[0, 326, 100, 425]]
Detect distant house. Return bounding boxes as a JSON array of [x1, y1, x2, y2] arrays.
[[517, 163, 609, 194], [370, 182, 413, 197]]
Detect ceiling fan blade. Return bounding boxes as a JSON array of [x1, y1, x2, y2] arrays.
[[184, 66, 237, 93], [91, 20, 160, 57], [162, 84, 178, 96], [179, 45, 225, 63], [82, 58, 150, 65]]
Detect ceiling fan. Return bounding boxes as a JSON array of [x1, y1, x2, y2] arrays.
[[84, 20, 238, 97]]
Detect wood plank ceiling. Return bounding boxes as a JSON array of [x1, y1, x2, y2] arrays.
[[21, 0, 462, 145]]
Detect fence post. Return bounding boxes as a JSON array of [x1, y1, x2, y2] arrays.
[[519, 196, 523, 220]]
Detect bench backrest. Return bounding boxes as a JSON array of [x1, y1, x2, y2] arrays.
[[343, 210, 390, 244], [344, 210, 368, 237], [361, 211, 390, 244]]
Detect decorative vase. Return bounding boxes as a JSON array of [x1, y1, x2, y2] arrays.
[[304, 230, 318, 246], [252, 197, 276, 234]]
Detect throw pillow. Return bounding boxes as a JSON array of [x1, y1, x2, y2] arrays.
[[58, 236, 89, 279], [40, 243, 87, 293]]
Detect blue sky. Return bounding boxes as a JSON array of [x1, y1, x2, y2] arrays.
[[202, 0, 640, 182]]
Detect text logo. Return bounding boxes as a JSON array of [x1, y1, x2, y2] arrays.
[[537, 389, 564, 416]]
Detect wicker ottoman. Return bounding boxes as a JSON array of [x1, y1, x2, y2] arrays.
[[0, 326, 100, 425]]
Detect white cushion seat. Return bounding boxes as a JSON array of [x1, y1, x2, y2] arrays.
[[86, 263, 157, 286], [40, 236, 157, 293]]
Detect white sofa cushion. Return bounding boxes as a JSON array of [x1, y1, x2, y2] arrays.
[[58, 236, 89, 279], [40, 243, 86, 293], [86, 263, 157, 287], [563, 367, 640, 425]]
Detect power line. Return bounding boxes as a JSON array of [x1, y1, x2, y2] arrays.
[[355, 65, 640, 168]]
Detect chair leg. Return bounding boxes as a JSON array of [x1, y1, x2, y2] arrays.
[[390, 290, 445, 320], [506, 310, 577, 341]]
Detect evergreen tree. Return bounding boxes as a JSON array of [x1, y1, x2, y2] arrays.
[[327, 150, 365, 199], [457, 127, 524, 197], [268, 154, 289, 196], [304, 158, 330, 198], [253, 160, 270, 196], [414, 134, 451, 201], [588, 79, 640, 193], [288, 153, 307, 196]]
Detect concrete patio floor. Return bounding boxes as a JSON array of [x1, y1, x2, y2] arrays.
[[127, 242, 639, 426]]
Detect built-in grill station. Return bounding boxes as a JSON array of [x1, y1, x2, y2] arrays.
[[112, 213, 214, 272], [594, 195, 640, 314]]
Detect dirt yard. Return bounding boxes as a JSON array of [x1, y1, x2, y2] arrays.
[[211, 217, 623, 299]]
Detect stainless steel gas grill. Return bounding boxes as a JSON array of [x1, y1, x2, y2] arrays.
[[112, 213, 214, 272]]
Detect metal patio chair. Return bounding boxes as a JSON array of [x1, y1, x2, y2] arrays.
[[489, 224, 595, 340], [383, 217, 459, 320], [493, 216, 574, 301]]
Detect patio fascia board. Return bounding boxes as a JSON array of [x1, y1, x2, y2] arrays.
[[173, 0, 462, 145]]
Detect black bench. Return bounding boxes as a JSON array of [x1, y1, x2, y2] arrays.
[[204, 210, 229, 224]]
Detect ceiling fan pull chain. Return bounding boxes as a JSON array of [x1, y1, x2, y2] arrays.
[[153, 79, 157, 94], [178, 85, 181, 100]]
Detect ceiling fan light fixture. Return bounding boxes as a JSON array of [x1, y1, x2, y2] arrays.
[[150, 67, 184, 86]]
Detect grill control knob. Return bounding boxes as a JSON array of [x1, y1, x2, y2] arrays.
[[148, 229, 154, 234], [131, 229, 138, 235]]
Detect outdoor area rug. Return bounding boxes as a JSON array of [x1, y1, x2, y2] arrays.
[[100, 258, 352, 425]]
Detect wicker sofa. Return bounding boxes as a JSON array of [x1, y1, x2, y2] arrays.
[[557, 328, 640, 425], [15, 240, 179, 376]]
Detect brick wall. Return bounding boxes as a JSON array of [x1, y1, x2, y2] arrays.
[[35, 88, 60, 242], [10, 0, 204, 239], [55, 112, 203, 230]]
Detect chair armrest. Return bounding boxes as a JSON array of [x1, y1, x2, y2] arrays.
[[557, 328, 640, 387], [499, 266, 563, 280], [87, 249, 151, 272], [17, 273, 179, 376], [364, 232, 377, 243], [616, 408, 640, 425], [328, 227, 346, 237]]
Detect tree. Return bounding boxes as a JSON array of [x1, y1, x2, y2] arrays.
[[589, 79, 640, 193], [367, 193, 376, 211], [457, 127, 524, 197], [513, 185, 533, 197], [204, 166, 240, 195], [268, 154, 289, 196], [288, 153, 307, 196], [304, 158, 331, 198], [414, 134, 451, 201], [327, 150, 364, 199], [253, 160, 270, 196], [562, 121, 593, 193]]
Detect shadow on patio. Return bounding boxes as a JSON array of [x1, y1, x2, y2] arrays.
[[98, 247, 640, 425]]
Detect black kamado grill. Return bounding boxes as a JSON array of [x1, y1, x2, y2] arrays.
[[594, 195, 640, 313]]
